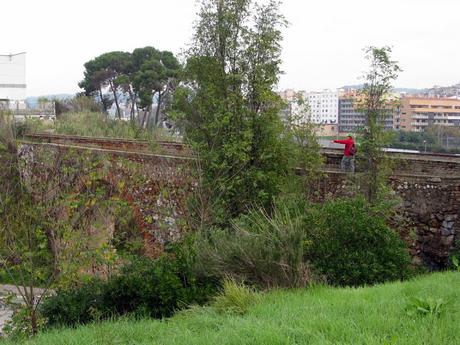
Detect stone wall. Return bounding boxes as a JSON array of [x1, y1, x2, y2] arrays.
[[392, 175, 460, 268], [20, 138, 460, 268], [19, 142, 196, 258], [320, 171, 460, 269]]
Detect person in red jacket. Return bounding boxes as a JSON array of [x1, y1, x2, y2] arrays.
[[332, 135, 356, 172]]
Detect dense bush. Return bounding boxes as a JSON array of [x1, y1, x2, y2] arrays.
[[195, 202, 316, 289], [195, 197, 411, 289], [306, 197, 411, 286], [40, 248, 217, 328], [39, 280, 106, 326]]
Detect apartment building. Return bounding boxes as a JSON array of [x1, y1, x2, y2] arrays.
[[300, 90, 339, 124], [399, 97, 460, 132], [338, 92, 395, 133]]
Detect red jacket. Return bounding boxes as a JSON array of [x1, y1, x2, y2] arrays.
[[334, 138, 355, 157]]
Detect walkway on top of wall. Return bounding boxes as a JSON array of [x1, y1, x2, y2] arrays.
[[23, 133, 460, 178]]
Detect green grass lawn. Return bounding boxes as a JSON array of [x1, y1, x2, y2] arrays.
[[16, 272, 460, 345]]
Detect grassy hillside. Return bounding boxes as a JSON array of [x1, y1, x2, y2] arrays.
[[16, 272, 460, 345]]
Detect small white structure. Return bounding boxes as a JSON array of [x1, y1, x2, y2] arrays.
[[0, 52, 26, 102]]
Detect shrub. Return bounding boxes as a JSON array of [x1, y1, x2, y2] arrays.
[[212, 279, 261, 315], [195, 202, 316, 289], [40, 279, 105, 326], [450, 255, 460, 272], [40, 248, 218, 328], [306, 197, 411, 286]]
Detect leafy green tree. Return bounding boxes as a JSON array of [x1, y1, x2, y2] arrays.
[[283, 96, 324, 200], [173, 0, 289, 223], [358, 46, 401, 204], [80, 47, 180, 128], [79, 51, 132, 119], [131, 47, 181, 128]]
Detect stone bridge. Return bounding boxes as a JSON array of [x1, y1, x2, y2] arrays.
[[22, 133, 460, 269]]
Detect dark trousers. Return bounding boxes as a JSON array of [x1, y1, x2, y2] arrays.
[[341, 156, 355, 173]]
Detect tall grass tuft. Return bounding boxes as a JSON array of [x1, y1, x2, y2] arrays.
[[212, 279, 261, 315], [195, 202, 316, 289]]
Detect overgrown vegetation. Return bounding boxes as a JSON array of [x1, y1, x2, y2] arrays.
[[194, 201, 316, 289], [0, 113, 134, 336], [211, 279, 261, 315], [0, 1, 440, 342], [357, 46, 401, 204], [22, 111, 175, 142], [172, 0, 291, 224], [194, 197, 411, 289], [306, 197, 411, 286], [40, 250, 217, 328]]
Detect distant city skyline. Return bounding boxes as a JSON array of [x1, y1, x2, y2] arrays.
[[2, 0, 459, 96]]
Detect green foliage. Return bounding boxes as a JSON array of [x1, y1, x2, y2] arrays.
[[212, 279, 261, 315], [131, 47, 181, 126], [283, 97, 324, 200], [79, 51, 132, 119], [173, 0, 290, 224], [194, 201, 316, 289], [0, 122, 133, 334], [2, 303, 48, 341], [39, 279, 106, 326], [40, 251, 218, 328], [406, 297, 448, 318], [389, 128, 460, 154], [306, 197, 411, 286], [79, 46, 181, 127], [53, 112, 152, 139], [357, 46, 401, 204], [27, 111, 175, 144], [451, 255, 460, 272]]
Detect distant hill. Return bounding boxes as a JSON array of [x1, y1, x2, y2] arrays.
[[340, 84, 427, 94], [26, 94, 74, 108]]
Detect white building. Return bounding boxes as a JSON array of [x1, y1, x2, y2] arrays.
[[0, 52, 27, 102], [301, 89, 339, 124]]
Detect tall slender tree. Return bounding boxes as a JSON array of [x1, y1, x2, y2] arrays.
[[358, 46, 402, 204], [173, 0, 289, 223]]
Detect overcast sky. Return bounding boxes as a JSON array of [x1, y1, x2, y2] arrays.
[[2, 0, 459, 96]]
